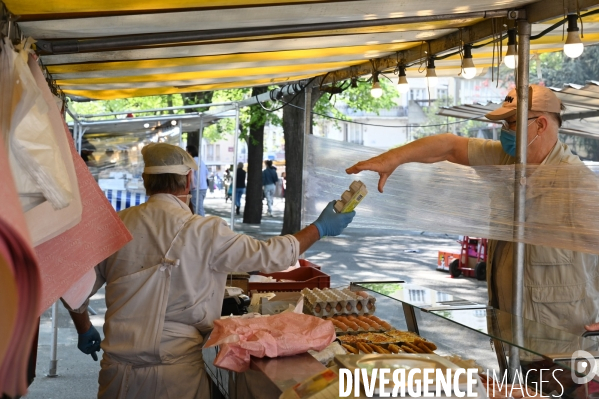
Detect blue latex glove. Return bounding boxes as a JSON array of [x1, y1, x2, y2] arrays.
[[312, 201, 356, 238], [78, 325, 102, 361]]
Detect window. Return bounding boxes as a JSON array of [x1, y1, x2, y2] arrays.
[[215, 144, 220, 161]]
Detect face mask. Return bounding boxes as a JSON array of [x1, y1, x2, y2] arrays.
[[500, 129, 517, 157], [499, 120, 539, 157]]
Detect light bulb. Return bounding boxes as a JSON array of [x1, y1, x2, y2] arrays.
[[371, 81, 383, 98], [426, 69, 438, 87], [462, 67, 477, 79], [504, 29, 517, 69], [397, 66, 409, 94], [504, 48, 517, 69], [461, 45, 477, 79], [171, 120, 177, 126], [398, 76, 409, 94], [425, 57, 438, 87], [143, 123, 150, 128], [564, 15, 584, 58], [564, 40, 584, 58]]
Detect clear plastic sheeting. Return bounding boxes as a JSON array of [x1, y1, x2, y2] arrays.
[[303, 135, 599, 255], [1, 38, 73, 212], [81, 131, 181, 211]]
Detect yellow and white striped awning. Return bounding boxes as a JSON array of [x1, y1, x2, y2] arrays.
[[8, 0, 599, 100]]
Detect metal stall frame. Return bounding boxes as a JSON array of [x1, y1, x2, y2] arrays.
[[509, 17, 532, 380]]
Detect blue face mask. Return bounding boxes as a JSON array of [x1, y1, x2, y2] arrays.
[[500, 129, 516, 157]]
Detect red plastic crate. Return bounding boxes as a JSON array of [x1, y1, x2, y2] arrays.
[[299, 259, 321, 270], [248, 265, 330, 293]]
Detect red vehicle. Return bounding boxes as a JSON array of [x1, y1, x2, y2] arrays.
[[437, 236, 487, 280]]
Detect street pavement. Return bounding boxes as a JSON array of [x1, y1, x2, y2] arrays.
[[24, 189, 488, 398]]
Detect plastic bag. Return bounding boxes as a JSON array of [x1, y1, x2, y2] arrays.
[[0, 38, 72, 212]]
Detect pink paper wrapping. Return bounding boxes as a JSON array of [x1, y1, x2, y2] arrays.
[[34, 120, 132, 314], [204, 313, 336, 372], [0, 135, 41, 396]]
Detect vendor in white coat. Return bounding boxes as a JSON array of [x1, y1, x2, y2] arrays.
[[67, 143, 355, 399]]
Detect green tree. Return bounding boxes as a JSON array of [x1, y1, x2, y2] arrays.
[[281, 78, 400, 235], [313, 77, 400, 121], [243, 86, 269, 224], [412, 97, 490, 140], [69, 94, 184, 117]]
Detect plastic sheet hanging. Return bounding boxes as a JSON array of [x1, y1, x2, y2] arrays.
[[303, 135, 599, 255], [0, 37, 73, 212]]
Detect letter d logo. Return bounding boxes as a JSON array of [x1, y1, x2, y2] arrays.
[[571, 350, 598, 384]]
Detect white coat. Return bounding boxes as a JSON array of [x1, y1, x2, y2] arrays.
[[76, 194, 300, 398]]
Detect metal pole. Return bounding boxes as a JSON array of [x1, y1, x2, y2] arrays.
[[72, 121, 79, 149], [178, 120, 183, 149], [300, 83, 312, 230], [230, 103, 240, 231], [509, 18, 531, 381], [196, 119, 203, 215], [77, 123, 83, 154], [78, 101, 236, 119], [47, 301, 59, 377]]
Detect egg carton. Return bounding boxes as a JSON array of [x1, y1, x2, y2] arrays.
[[302, 288, 376, 316], [341, 288, 376, 315]]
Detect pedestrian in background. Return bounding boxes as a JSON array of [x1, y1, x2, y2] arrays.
[[235, 162, 246, 215], [262, 160, 278, 217], [186, 145, 208, 216], [224, 169, 232, 202]]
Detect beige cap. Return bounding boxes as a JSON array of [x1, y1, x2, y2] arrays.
[[485, 84, 562, 121], [141, 143, 198, 175]]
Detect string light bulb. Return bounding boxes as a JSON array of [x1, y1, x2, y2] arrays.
[[504, 29, 517, 69], [397, 66, 409, 94], [462, 44, 477, 79], [564, 14, 584, 58], [426, 57, 438, 87], [371, 73, 383, 98]]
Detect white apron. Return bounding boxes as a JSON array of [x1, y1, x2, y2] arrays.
[[98, 215, 210, 399]]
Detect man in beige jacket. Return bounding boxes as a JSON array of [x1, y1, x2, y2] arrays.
[[67, 143, 355, 399], [347, 85, 599, 340]]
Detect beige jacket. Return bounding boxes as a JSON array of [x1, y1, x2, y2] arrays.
[[468, 138, 599, 338], [76, 194, 300, 398]]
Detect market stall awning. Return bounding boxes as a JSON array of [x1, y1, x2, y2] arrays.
[[438, 82, 599, 139], [7, 0, 599, 100]]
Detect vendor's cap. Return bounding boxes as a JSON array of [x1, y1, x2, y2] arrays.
[[141, 143, 197, 175], [485, 84, 562, 121]]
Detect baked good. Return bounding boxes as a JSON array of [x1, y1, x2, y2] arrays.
[[383, 330, 421, 343], [341, 344, 358, 354]]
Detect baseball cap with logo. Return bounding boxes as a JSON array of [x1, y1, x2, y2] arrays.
[[485, 84, 563, 121]]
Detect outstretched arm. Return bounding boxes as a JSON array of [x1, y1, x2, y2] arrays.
[[346, 133, 470, 193]]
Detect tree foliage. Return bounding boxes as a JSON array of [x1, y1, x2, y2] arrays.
[[412, 97, 490, 140], [68, 94, 184, 118], [202, 88, 281, 144], [313, 77, 400, 122]]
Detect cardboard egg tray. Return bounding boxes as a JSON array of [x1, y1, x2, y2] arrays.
[[302, 287, 376, 317]]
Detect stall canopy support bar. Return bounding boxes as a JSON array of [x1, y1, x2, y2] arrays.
[[35, 10, 508, 55], [509, 17, 531, 382]]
